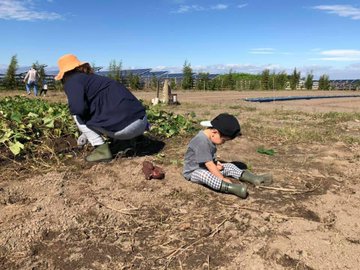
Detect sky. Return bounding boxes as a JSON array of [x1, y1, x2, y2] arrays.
[[0, 0, 360, 79]]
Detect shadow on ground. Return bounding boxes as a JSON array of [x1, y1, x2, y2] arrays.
[[109, 135, 165, 158]]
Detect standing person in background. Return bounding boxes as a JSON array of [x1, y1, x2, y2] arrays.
[[55, 54, 149, 162], [23, 67, 39, 96]]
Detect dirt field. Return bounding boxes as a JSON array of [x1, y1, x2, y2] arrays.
[[1, 90, 360, 269]]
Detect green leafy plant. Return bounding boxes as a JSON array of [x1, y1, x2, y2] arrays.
[[256, 146, 276, 156], [0, 97, 198, 158], [146, 105, 198, 138], [0, 96, 77, 156]]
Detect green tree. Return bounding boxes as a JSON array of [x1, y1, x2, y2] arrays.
[[4, 55, 19, 90], [289, 68, 301, 90], [275, 71, 288, 90], [318, 74, 330, 90], [354, 81, 360, 90], [305, 73, 314, 90], [150, 75, 158, 90], [108, 60, 122, 82], [261, 69, 270, 90], [91, 62, 102, 73], [208, 77, 222, 90], [214, 72, 261, 90], [170, 78, 177, 90], [195, 72, 210, 90], [182, 60, 193, 90], [222, 70, 236, 90], [249, 80, 261, 90], [269, 72, 276, 90], [128, 73, 141, 90]]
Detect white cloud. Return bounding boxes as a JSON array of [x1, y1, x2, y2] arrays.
[[173, 3, 246, 13], [313, 5, 360, 20], [249, 48, 275, 54], [237, 4, 248, 9], [315, 50, 360, 61], [321, 50, 360, 57], [153, 63, 282, 74], [211, 4, 228, 10], [173, 4, 205, 13], [0, 0, 62, 21]]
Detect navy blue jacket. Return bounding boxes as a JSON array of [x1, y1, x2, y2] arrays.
[[64, 72, 146, 132]]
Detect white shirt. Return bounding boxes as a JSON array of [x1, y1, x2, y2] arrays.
[[24, 68, 38, 83]]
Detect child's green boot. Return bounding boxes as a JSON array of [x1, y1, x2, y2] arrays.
[[86, 143, 112, 162], [220, 182, 248, 199], [240, 170, 272, 186]]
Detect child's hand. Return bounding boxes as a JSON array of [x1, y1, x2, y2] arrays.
[[216, 161, 224, 171]]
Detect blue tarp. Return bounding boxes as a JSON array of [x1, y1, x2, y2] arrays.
[[244, 95, 360, 103]]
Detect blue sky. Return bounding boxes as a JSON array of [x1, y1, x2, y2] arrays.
[[0, 0, 360, 79]]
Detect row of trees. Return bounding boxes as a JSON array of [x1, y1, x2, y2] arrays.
[[1, 55, 333, 91], [106, 60, 142, 89], [1, 55, 49, 90], [180, 64, 331, 91]]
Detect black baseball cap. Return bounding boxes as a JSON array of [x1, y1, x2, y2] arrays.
[[200, 113, 241, 139]]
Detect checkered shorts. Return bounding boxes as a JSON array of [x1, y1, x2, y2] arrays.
[[190, 163, 244, 190]]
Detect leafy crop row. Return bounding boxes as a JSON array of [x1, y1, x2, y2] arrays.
[[0, 96, 78, 156], [146, 105, 197, 138], [0, 96, 197, 158]]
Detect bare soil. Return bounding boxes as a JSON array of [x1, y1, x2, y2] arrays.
[[1, 90, 360, 269]]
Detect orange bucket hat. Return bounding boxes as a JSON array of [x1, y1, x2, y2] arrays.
[[55, 54, 88, 80]]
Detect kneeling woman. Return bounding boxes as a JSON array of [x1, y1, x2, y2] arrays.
[[55, 54, 148, 162]]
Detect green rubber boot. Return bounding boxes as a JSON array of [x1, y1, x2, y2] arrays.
[[85, 143, 112, 162], [240, 170, 273, 186], [220, 182, 248, 199]]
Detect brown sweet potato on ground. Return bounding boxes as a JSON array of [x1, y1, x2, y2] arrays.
[[142, 161, 165, 180], [142, 161, 154, 180], [152, 166, 165, 179]]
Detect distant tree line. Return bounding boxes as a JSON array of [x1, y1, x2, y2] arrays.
[[0, 55, 58, 91], [179, 61, 333, 91], [0, 54, 336, 91]]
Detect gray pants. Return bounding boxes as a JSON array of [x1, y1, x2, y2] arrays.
[[74, 116, 148, 146]]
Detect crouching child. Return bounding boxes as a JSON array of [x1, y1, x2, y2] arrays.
[[183, 113, 272, 199]]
